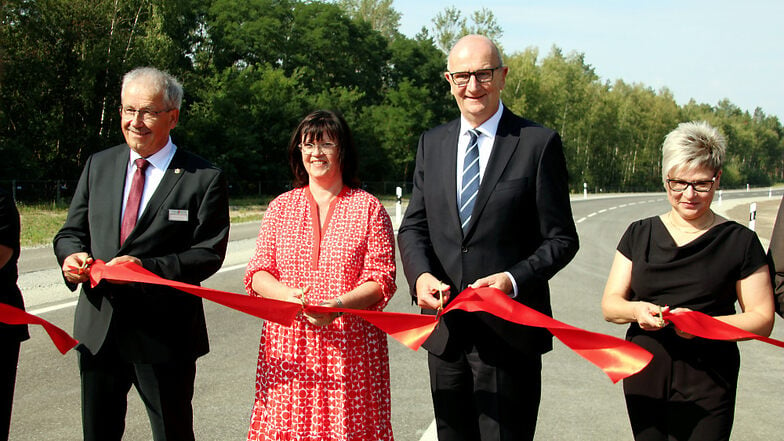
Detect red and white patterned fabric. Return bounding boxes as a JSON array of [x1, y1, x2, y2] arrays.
[[244, 186, 396, 441]]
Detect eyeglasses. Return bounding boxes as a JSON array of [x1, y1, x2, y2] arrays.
[[666, 177, 716, 193], [120, 106, 173, 122], [447, 66, 502, 86], [299, 142, 338, 154]]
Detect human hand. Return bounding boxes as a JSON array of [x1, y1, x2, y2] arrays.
[[288, 285, 311, 306], [669, 307, 696, 339], [633, 302, 669, 331], [103, 255, 142, 284], [62, 252, 93, 285], [106, 255, 141, 267], [415, 273, 450, 310], [304, 297, 342, 327], [470, 273, 513, 295]]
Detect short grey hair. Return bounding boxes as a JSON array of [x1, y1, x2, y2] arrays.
[[661, 121, 726, 184], [121, 67, 183, 110]]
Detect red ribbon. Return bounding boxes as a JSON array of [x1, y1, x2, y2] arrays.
[[662, 310, 784, 348], [440, 287, 654, 383], [87, 260, 440, 350], [0, 303, 78, 354], [86, 260, 653, 382], [48, 260, 784, 383], [89, 260, 303, 326]]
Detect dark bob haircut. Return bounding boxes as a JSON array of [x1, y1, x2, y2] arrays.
[[288, 109, 360, 189]]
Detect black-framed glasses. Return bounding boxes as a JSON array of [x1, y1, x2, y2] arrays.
[[119, 106, 173, 122], [447, 66, 502, 86], [666, 177, 716, 193], [299, 142, 338, 154]]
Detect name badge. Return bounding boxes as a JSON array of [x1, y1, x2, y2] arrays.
[[168, 209, 189, 222]]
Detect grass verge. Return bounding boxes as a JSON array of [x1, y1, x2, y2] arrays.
[[17, 194, 400, 248], [17, 202, 70, 248]]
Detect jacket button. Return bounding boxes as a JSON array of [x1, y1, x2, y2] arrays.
[[461, 247, 468, 253]]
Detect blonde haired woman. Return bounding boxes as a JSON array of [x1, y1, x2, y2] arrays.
[[601, 121, 774, 440]]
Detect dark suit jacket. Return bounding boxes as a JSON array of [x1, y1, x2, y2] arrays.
[[53, 144, 230, 362], [398, 108, 579, 356]]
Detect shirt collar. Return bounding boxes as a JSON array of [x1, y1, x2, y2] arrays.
[[129, 137, 177, 171], [460, 101, 505, 140]]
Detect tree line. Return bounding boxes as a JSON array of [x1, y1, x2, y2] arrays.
[[2, 0, 782, 197]]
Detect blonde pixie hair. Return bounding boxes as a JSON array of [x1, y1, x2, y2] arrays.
[[661, 121, 726, 184]]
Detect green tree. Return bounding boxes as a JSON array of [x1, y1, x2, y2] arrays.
[[0, 0, 205, 182], [358, 80, 438, 182], [286, 2, 389, 104], [610, 82, 680, 190], [387, 32, 452, 121], [205, 0, 292, 70], [467, 8, 502, 42], [362, 33, 452, 182], [3, 0, 783, 196], [178, 65, 307, 193], [501, 47, 543, 117], [430, 6, 502, 54], [205, 0, 389, 104], [531, 47, 599, 188], [335, 0, 401, 40], [188, 0, 400, 190]]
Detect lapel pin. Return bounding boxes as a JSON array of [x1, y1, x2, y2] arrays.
[[174, 168, 182, 174]]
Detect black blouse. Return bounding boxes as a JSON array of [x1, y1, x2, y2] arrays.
[[618, 217, 767, 317]]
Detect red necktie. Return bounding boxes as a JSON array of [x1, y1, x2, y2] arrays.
[[120, 158, 149, 245]]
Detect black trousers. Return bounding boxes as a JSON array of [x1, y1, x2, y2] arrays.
[[0, 339, 20, 441], [428, 339, 542, 441], [78, 342, 197, 441]]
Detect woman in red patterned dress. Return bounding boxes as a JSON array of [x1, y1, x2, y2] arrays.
[[244, 110, 396, 440]]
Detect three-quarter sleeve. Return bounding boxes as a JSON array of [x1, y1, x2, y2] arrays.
[[355, 199, 396, 310], [244, 198, 282, 296]]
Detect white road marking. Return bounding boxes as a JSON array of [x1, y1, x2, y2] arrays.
[[419, 419, 437, 441]]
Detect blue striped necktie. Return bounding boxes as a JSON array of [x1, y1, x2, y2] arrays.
[[459, 129, 480, 230]]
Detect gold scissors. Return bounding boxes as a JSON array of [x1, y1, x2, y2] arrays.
[[77, 259, 90, 274], [298, 287, 309, 308], [437, 281, 446, 313]]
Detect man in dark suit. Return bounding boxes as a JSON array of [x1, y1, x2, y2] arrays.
[[398, 35, 579, 440], [54, 67, 230, 441]]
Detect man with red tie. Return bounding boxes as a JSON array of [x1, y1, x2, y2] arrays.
[[398, 35, 579, 440], [54, 67, 229, 441]]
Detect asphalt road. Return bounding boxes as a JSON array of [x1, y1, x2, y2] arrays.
[[8, 189, 784, 440]]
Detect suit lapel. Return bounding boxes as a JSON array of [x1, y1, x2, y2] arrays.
[[464, 109, 518, 236], [441, 121, 463, 234]]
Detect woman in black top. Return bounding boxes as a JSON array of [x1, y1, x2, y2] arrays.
[[601, 121, 775, 441], [0, 188, 26, 441]]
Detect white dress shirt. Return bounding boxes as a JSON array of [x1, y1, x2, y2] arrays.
[[455, 102, 505, 200]]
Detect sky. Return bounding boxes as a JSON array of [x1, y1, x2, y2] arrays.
[[392, 0, 784, 121]]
